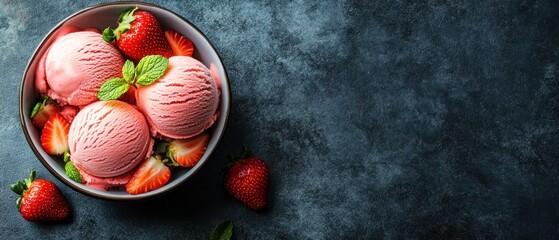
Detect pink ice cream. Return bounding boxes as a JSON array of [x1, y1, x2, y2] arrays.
[[136, 56, 219, 139], [35, 26, 82, 95], [68, 100, 152, 178], [44, 31, 124, 106]]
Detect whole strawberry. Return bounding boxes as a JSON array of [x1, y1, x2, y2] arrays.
[[103, 7, 172, 61], [224, 146, 269, 210], [10, 170, 70, 221]]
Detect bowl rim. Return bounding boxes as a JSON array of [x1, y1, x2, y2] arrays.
[[19, 1, 231, 201]]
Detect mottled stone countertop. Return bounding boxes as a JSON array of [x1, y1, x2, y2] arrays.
[[0, 0, 558, 239]]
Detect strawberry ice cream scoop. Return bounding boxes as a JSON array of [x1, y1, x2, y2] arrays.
[[45, 31, 124, 107], [136, 56, 219, 139], [68, 100, 152, 178]]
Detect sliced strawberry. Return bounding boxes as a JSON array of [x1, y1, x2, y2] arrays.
[[126, 156, 171, 195], [31, 99, 59, 129], [168, 133, 209, 167], [40, 113, 70, 155], [164, 30, 195, 57]]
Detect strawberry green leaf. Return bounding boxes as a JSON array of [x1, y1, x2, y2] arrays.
[[30, 102, 42, 118], [154, 141, 170, 155], [63, 152, 70, 163], [122, 60, 136, 83], [136, 55, 169, 86], [210, 220, 233, 240], [113, 7, 138, 40], [24, 178, 31, 188], [98, 78, 130, 101], [20, 180, 27, 190], [65, 161, 82, 183], [118, 7, 138, 24], [29, 169, 36, 183], [16, 197, 22, 210], [10, 182, 23, 195]]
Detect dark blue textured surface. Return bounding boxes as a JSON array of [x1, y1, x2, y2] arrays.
[[1, 0, 558, 239]]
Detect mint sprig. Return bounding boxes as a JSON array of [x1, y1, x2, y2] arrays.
[[97, 56, 168, 101], [210, 220, 233, 240], [10, 169, 36, 209], [63, 152, 82, 183]]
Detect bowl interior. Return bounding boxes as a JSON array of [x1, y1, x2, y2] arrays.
[[20, 2, 230, 200]]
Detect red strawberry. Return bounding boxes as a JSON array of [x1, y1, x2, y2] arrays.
[[164, 30, 195, 57], [168, 133, 209, 167], [224, 146, 269, 210], [103, 7, 172, 61], [126, 156, 171, 195], [30, 98, 59, 128], [59, 105, 79, 124], [41, 113, 70, 155], [10, 170, 70, 221]]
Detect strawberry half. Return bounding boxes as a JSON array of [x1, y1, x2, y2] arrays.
[[31, 98, 59, 129], [41, 113, 70, 155], [126, 156, 171, 195], [164, 30, 195, 57], [103, 7, 172, 62], [11, 170, 70, 222], [168, 133, 209, 167]]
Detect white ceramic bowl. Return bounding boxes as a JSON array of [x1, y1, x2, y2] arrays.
[[19, 2, 230, 201]]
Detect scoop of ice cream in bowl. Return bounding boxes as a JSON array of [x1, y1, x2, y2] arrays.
[[20, 2, 230, 201]]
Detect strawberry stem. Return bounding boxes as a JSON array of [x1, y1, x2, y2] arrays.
[[10, 169, 36, 210], [28, 169, 36, 186], [102, 7, 138, 43], [241, 144, 251, 160], [30, 102, 42, 118], [226, 145, 253, 164], [114, 7, 138, 40], [16, 197, 22, 210], [30, 96, 52, 118]]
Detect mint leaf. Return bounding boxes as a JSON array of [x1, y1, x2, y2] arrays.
[[122, 60, 135, 82], [63, 152, 70, 163], [135, 55, 168, 86], [30, 102, 42, 118], [65, 161, 82, 183], [102, 27, 115, 42], [210, 220, 233, 240], [98, 78, 129, 101]]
